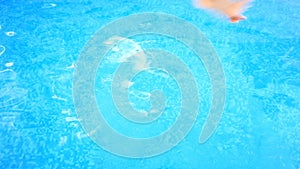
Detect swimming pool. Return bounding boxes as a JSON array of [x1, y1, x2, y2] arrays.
[[0, 0, 299, 168]]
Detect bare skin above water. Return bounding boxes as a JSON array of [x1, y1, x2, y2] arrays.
[[193, 0, 252, 22]]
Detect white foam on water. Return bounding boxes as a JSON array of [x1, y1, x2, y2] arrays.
[[59, 136, 67, 146], [52, 95, 67, 101], [76, 132, 89, 139], [65, 116, 79, 122], [6, 31, 16, 37], [42, 3, 57, 8], [61, 109, 71, 115], [66, 63, 74, 69], [5, 62, 14, 67]]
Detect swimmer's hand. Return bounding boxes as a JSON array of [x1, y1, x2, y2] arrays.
[[193, 0, 252, 23]]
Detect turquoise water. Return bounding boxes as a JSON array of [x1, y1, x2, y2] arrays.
[[1, 0, 300, 168]]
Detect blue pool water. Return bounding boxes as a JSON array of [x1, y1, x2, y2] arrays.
[[1, 0, 300, 168]]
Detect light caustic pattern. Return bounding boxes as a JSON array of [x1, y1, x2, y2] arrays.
[[73, 13, 226, 158]]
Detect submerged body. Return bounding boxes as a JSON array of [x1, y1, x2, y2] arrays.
[[193, 0, 252, 22]]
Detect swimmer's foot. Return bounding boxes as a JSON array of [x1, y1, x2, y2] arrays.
[[230, 15, 246, 23], [193, 0, 252, 23], [225, 0, 251, 22]]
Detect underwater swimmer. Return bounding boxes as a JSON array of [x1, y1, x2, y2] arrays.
[[193, 0, 252, 23]]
